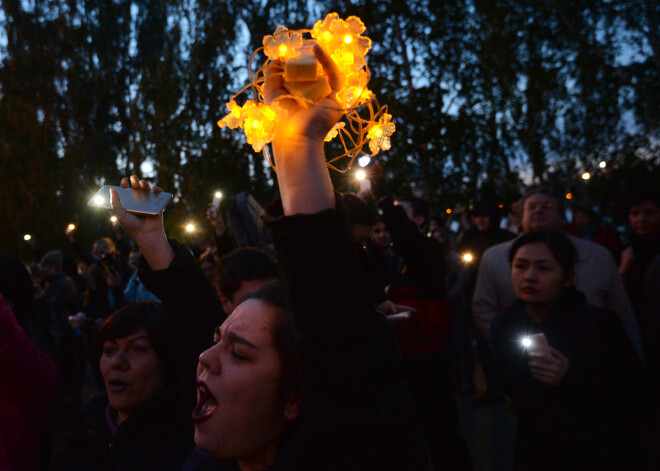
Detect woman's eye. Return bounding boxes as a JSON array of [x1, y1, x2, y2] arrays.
[[132, 345, 148, 353], [102, 347, 117, 356], [231, 350, 247, 360]]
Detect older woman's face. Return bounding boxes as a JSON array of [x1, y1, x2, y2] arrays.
[[100, 329, 164, 424], [193, 299, 298, 462]]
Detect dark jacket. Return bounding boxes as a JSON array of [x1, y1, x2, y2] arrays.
[[491, 288, 645, 470], [259, 195, 431, 470], [378, 198, 451, 359], [64, 391, 205, 471]]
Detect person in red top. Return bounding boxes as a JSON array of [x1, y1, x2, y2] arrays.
[[0, 253, 58, 471]]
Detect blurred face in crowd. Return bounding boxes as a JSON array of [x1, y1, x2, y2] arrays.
[[372, 221, 391, 250], [473, 213, 491, 232], [629, 200, 660, 236], [511, 242, 574, 317], [194, 299, 299, 466], [573, 208, 594, 229], [521, 194, 562, 233], [93, 241, 112, 262], [100, 329, 165, 424], [218, 279, 270, 316], [129, 249, 142, 268], [395, 200, 425, 228], [351, 223, 373, 246], [201, 260, 216, 284]]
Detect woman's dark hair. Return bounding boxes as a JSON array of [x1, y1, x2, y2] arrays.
[[509, 231, 578, 275], [245, 280, 299, 406], [626, 190, 660, 214], [96, 301, 176, 386]]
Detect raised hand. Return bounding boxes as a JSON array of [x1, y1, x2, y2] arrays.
[[110, 175, 174, 270]]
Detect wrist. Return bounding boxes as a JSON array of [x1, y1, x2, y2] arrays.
[[136, 232, 174, 271]]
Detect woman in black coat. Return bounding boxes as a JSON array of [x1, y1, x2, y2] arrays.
[[491, 231, 646, 470]]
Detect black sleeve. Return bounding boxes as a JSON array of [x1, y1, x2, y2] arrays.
[[138, 240, 225, 387], [378, 198, 444, 297], [264, 196, 406, 411], [214, 230, 237, 258]]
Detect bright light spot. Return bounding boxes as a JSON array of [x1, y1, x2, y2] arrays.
[[67, 223, 76, 231], [498, 203, 504, 208], [566, 193, 573, 200], [24, 234, 31, 241], [94, 195, 105, 205], [581, 172, 591, 180], [214, 192, 223, 199], [462, 253, 473, 263], [375, 129, 383, 137], [185, 223, 196, 233], [110, 216, 118, 223], [356, 170, 366, 181], [446, 208, 452, 214], [599, 161, 606, 169], [343, 35, 353, 44], [357, 155, 372, 167], [521, 337, 532, 348]]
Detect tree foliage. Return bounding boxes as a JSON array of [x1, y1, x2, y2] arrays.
[[0, 0, 658, 255]]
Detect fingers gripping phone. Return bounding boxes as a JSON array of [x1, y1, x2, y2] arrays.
[[88, 185, 173, 216]]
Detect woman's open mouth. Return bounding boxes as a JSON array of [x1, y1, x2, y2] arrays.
[[192, 380, 218, 424], [107, 379, 129, 393]]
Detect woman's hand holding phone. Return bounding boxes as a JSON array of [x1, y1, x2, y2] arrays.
[[110, 175, 174, 270], [528, 346, 570, 386]]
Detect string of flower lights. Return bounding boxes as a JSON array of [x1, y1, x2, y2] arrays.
[[217, 13, 395, 172]]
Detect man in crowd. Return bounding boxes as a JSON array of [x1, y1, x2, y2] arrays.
[[472, 187, 643, 358]]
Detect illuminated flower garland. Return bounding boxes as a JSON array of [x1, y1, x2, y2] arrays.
[[217, 13, 395, 171]]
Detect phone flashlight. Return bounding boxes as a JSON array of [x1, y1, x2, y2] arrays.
[[356, 170, 367, 181], [23, 234, 32, 241], [67, 223, 76, 232], [520, 332, 551, 356], [462, 252, 474, 263], [521, 337, 533, 348]]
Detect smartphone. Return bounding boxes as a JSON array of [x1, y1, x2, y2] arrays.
[[88, 185, 173, 216], [209, 192, 223, 218], [385, 310, 413, 325], [523, 332, 551, 356]]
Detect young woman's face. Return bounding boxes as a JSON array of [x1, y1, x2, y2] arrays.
[[629, 200, 660, 236], [193, 299, 297, 461], [511, 243, 571, 310], [100, 329, 164, 424]]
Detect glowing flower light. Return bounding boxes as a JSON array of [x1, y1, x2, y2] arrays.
[[263, 26, 303, 61], [367, 113, 395, 155], [218, 13, 394, 172]]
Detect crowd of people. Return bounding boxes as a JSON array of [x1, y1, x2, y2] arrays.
[[2, 44, 659, 471]]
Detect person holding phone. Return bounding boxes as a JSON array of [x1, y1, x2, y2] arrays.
[[490, 231, 647, 470]]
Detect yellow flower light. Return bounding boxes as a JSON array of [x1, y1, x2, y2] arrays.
[[263, 26, 303, 61], [367, 113, 395, 155], [242, 102, 287, 152], [218, 13, 394, 171], [324, 122, 345, 142]]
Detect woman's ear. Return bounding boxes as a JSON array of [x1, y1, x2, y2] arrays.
[[283, 395, 301, 422], [563, 269, 576, 288]]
